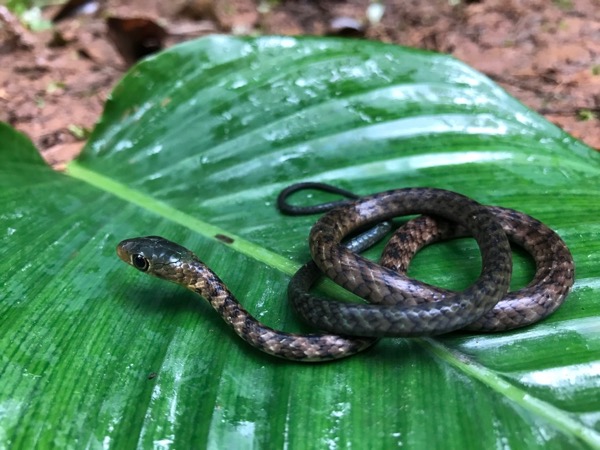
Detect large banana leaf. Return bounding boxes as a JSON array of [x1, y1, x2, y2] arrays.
[[1, 36, 599, 449]]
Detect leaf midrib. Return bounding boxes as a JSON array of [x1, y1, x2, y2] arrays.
[[67, 161, 299, 276], [421, 339, 600, 448]]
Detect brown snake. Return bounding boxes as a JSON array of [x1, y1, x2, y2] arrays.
[[116, 184, 574, 361]]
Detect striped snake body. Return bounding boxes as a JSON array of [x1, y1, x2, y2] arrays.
[[117, 185, 574, 361]]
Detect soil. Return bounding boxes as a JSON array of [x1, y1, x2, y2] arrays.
[[1, 0, 598, 169]]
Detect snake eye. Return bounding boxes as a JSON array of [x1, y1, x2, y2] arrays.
[[132, 254, 149, 271]]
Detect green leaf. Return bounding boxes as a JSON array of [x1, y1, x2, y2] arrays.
[[2, 36, 599, 449]]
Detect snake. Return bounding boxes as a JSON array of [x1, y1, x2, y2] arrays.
[[116, 183, 574, 361]]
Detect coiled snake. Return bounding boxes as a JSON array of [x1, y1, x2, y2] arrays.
[[116, 183, 574, 361]]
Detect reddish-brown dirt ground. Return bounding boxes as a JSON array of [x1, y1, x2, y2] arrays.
[[1, 0, 598, 169]]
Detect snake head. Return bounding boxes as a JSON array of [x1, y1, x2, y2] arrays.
[[116, 236, 198, 282]]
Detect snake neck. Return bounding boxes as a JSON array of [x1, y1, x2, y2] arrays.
[[182, 259, 234, 309], [182, 258, 262, 337]]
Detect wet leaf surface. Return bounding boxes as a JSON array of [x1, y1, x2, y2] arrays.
[[1, 36, 599, 449]]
